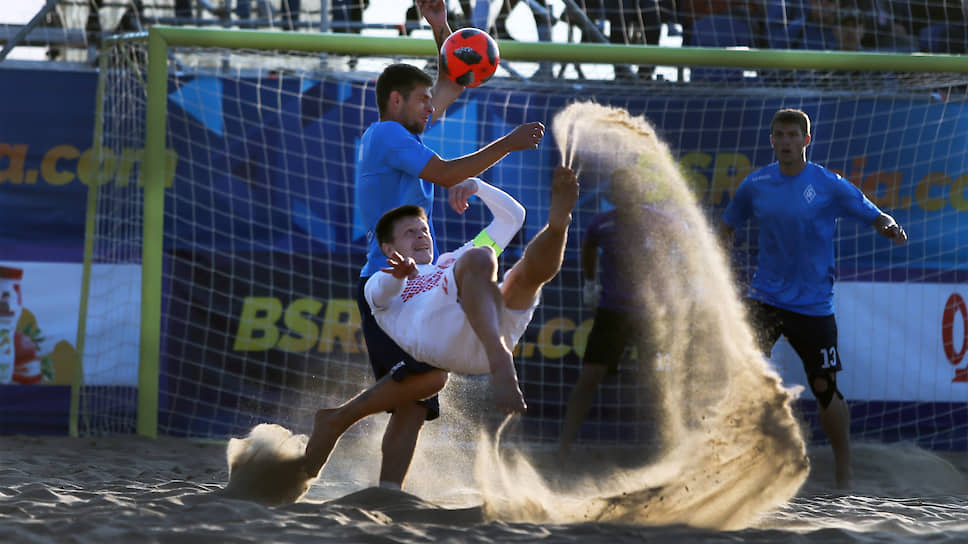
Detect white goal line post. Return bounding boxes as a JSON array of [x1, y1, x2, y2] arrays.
[[79, 25, 968, 438]]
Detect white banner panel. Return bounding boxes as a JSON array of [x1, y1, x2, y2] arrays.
[[769, 282, 968, 402], [0, 261, 141, 386]]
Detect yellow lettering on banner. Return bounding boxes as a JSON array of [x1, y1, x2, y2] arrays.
[[77, 147, 117, 187], [951, 173, 968, 212], [709, 153, 752, 205], [573, 318, 593, 358], [318, 298, 363, 353], [0, 143, 180, 187], [677, 152, 751, 204], [233, 297, 282, 351], [276, 297, 322, 352], [862, 171, 910, 210], [679, 151, 712, 199], [114, 147, 177, 188], [845, 156, 866, 189], [914, 172, 949, 212], [512, 340, 534, 357], [536, 317, 574, 359], [164, 149, 179, 188], [115, 148, 142, 187], [0, 143, 29, 184], [41, 145, 79, 185]]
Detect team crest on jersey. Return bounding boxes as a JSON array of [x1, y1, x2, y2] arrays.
[[803, 183, 816, 203]]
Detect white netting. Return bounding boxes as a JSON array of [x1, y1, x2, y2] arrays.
[[84, 36, 968, 454]]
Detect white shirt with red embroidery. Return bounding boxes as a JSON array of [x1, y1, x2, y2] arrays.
[[363, 180, 533, 374]]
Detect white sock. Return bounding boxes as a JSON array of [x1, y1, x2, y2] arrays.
[[379, 481, 402, 491]]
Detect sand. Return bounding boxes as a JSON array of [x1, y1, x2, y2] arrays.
[[1, 433, 967, 543]]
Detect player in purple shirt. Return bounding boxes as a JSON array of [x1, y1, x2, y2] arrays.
[[558, 167, 684, 455], [721, 108, 907, 488], [335, 0, 546, 492]]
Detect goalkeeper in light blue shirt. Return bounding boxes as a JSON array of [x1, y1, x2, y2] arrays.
[[721, 108, 907, 489]]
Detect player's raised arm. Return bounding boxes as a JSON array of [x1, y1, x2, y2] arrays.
[[417, 0, 463, 123], [448, 178, 525, 253], [873, 213, 908, 245], [366, 251, 417, 310], [421, 122, 545, 189]]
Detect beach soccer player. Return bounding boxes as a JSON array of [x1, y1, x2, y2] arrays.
[[304, 166, 580, 477]]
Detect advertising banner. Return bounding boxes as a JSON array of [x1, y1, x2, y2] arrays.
[[0, 261, 141, 386], [1, 66, 966, 438], [770, 282, 968, 402]]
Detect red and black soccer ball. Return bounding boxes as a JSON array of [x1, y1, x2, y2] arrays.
[[439, 28, 500, 88]]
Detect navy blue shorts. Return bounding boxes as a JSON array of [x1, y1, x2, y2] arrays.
[[583, 307, 657, 375], [356, 276, 440, 421], [745, 298, 842, 377]]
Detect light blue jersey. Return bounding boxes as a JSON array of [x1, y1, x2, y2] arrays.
[[356, 121, 438, 277], [722, 162, 882, 315]]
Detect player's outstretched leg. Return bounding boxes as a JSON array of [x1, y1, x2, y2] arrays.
[[502, 165, 579, 311], [302, 370, 448, 477], [379, 403, 428, 488], [559, 364, 609, 454], [454, 245, 525, 414], [303, 408, 344, 477], [819, 392, 852, 489]]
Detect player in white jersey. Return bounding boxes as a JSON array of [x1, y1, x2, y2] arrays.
[[303, 166, 579, 478], [365, 181, 531, 376]]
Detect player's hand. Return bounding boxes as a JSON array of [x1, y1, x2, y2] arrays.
[[448, 177, 480, 214], [416, 0, 447, 30], [506, 122, 545, 151], [489, 367, 527, 415], [582, 281, 600, 307], [382, 251, 419, 280], [881, 222, 908, 245], [548, 165, 579, 231]]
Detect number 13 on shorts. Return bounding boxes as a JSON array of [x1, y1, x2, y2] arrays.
[[820, 346, 839, 369]]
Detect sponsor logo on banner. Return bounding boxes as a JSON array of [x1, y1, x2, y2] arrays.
[[0, 262, 139, 386], [0, 143, 178, 187], [233, 296, 366, 354], [230, 295, 615, 361], [942, 293, 968, 383]]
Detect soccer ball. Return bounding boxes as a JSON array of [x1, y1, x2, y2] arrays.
[[439, 28, 500, 88]]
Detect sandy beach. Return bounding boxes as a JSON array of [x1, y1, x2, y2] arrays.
[[2, 429, 967, 544]]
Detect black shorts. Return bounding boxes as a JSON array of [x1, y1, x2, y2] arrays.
[[356, 276, 440, 421], [745, 298, 842, 378], [583, 307, 657, 374]]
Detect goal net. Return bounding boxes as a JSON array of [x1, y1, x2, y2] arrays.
[[80, 27, 968, 453]]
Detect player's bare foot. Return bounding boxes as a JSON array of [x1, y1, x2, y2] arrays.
[[489, 361, 526, 414], [835, 464, 852, 490], [548, 166, 579, 231], [303, 408, 342, 477]]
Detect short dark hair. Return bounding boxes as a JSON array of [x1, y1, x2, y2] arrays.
[[375, 204, 428, 246], [770, 108, 811, 137], [839, 9, 861, 26], [607, 166, 642, 203], [376, 63, 434, 117]]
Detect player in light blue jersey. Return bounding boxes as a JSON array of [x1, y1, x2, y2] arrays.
[[721, 108, 907, 489], [348, 0, 546, 491]]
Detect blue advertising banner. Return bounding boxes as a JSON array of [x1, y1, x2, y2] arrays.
[[0, 66, 94, 262], [1, 66, 966, 442], [3, 68, 967, 270]]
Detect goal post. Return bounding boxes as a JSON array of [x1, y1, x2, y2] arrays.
[[80, 25, 968, 448]]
